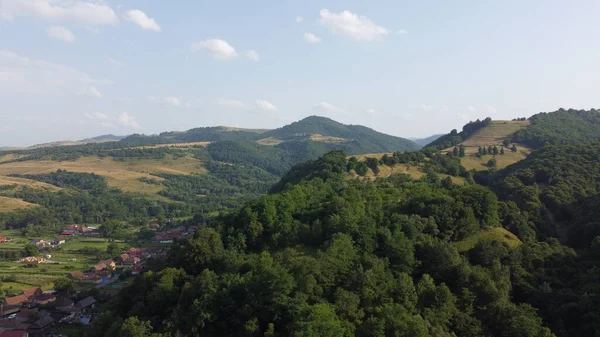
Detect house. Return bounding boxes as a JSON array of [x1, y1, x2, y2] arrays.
[[0, 331, 29, 337], [31, 293, 56, 306], [51, 237, 65, 245], [21, 257, 43, 264], [92, 259, 115, 271], [54, 296, 74, 313], [29, 239, 45, 246], [131, 265, 144, 275], [63, 224, 88, 233], [68, 271, 84, 281], [96, 270, 112, 282], [75, 296, 97, 312], [60, 231, 76, 236], [23, 288, 42, 299], [3, 295, 27, 306], [81, 273, 102, 284], [0, 319, 29, 333], [123, 256, 141, 265], [0, 235, 6, 243]]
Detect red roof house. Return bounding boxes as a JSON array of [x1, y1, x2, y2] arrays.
[[0, 330, 29, 337], [3, 294, 27, 306]]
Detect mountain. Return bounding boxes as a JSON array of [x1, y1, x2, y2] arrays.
[[410, 134, 444, 146]]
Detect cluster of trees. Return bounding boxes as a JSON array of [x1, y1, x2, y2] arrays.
[[424, 117, 492, 151], [14, 170, 107, 193], [476, 146, 504, 156], [89, 151, 587, 337], [512, 109, 600, 148]]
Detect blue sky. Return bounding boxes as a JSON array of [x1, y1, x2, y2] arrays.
[[1, 0, 599, 146]]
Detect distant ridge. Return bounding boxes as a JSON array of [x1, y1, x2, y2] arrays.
[[410, 134, 444, 146]]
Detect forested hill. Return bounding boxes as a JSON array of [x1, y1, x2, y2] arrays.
[[511, 108, 600, 148], [261, 116, 420, 152], [89, 148, 600, 337], [425, 109, 600, 152]]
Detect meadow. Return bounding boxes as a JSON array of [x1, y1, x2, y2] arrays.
[[0, 154, 206, 196]]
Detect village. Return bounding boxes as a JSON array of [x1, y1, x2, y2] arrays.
[[0, 220, 199, 337]]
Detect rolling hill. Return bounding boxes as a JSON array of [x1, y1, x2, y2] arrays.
[[0, 116, 419, 216]]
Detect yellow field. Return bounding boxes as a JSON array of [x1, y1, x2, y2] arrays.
[[0, 155, 206, 195], [460, 120, 528, 147], [0, 176, 61, 191], [0, 154, 28, 163], [0, 195, 38, 212], [130, 141, 211, 149], [309, 134, 347, 143], [256, 137, 285, 146], [454, 227, 522, 252], [458, 144, 531, 171]]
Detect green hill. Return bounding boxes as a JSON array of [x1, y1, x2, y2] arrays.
[[261, 116, 420, 153]]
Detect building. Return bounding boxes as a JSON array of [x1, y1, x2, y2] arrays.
[[3, 295, 27, 306], [74, 297, 97, 313], [131, 265, 144, 275], [22, 288, 42, 299], [21, 257, 44, 264], [59, 231, 76, 236], [0, 235, 6, 243], [63, 224, 88, 233], [31, 293, 56, 306]]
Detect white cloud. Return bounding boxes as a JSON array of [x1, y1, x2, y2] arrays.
[[468, 105, 477, 113], [296, 16, 303, 23], [123, 9, 160, 32], [191, 39, 238, 60], [245, 50, 260, 62], [320, 9, 388, 41], [46, 25, 75, 42], [0, 0, 118, 25], [421, 104, 449, 112], [149, 96, 181, 107], [313, 102, 343, 114], [0, 50, 100, 95], [304, 33, 322, 43], [256, 100, 278, 112], [86, 112, 113, 127], [215, 98, 247, 109], [396, 29, 408, 34], [117, 112, 140, 129], [107, 57, 127, 67], [486, 105, 497, 113], [77, 86, 102, 98], [86, 112, 140, 129]]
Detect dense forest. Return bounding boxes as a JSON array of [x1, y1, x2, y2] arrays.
[[87, 147, 600, 337], [512, 109, 600, 148]]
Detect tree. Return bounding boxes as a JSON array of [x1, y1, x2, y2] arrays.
[[106, 242, 122, 258], [22, 244, 39, 257], [492, 146, 498, 155], [488, 146, 493, 154], [54, 277, 74, 294], [453, 147, 459, 156], [482, 147, 488, 155], [459, 146, 466, 157], [500, 147, 505, 155], [511, 145, 518, 152], [487, 158, 497, 168], [118, 316, 154, 337], [503, 139, 510, 147]]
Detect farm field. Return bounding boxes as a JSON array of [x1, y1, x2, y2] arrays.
[[130, 141, 211, 149], [0, 154, 206, 195], [454, 144, 532, 171], [0, 234, 128, 295]]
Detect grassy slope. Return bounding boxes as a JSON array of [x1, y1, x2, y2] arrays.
[[0, 154, 206, 195], [454, 227, 522, 252], [443, 121, 532, 171]]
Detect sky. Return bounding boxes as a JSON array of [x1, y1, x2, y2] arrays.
[[1, 0, 599, 146]]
